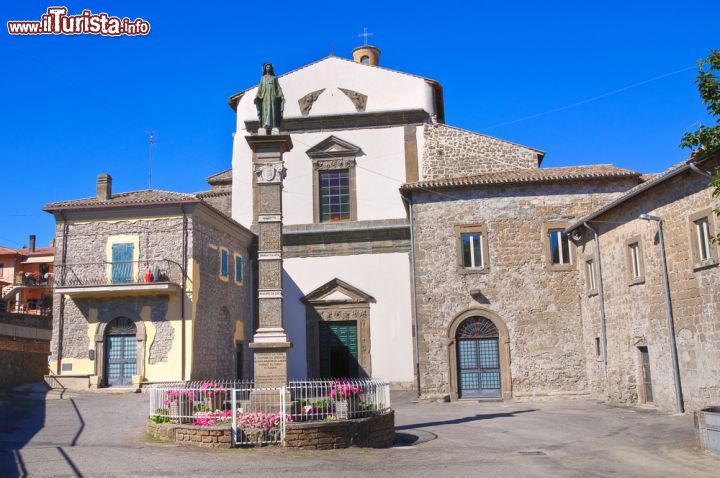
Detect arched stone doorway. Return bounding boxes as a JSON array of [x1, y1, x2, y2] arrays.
[[448, 308, 511, 400], [95, 316, 146, 387]]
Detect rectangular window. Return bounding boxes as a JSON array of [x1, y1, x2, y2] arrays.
[[235, 255, 243, 283], [695, 217, 711, 261], [629, 243, 641, 279], [586, 259, 597, 292], [594, 337, 601, 357], [319, 169, 350, 222], [548, 229, 571, 265], [220, 249, 229, 279], [461, 232, 485, 269]]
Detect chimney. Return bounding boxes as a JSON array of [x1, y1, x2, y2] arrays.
[[352, 45, 380, 66], [29, 235, 36, 252], [97, 174, 112, 200]]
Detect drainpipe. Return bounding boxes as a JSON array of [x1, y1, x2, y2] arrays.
[[181, 205, 187, 381], [57, 210, 69, 375], [408, 195, 422, 397], [582, 223, 608, 368], [639, 214, 684, 414]]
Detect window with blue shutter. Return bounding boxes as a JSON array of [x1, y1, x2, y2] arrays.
[[220, 249, 229, 278], [235, 256, 243, 283]]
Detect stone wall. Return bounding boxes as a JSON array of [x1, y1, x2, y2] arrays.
[[0, 341, 50, 388], [283, 411, 395, 449], [197, 189, 232, 218], [577, 162, 720, 413], [146, 423, 232, 448], [0, 309, 52, 387], [421, 124, 541, 179], [411, 178, 637, 399], [190, 211, 252, 380]]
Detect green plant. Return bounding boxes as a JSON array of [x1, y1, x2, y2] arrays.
[[681, 50, 720, 242]]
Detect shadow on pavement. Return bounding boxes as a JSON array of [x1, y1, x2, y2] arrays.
[[0, 382, 49, 477], [395, 408, 538, 431], [0, 381, 86, 477]]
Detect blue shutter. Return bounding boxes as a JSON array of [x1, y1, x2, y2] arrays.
[[221, 250, 229, 277], [111, 243, 134, 283], [235, 256, 243, 282]]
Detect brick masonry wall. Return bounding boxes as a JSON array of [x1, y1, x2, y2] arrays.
[[578, 166, 720, 412], [0, 347, 49, 388], [190, 212, 252, 380], [411, 179, 636, 398], [422, 124, 541, 179], [283, 411, 395, 449], [51, 216, 190, 361]]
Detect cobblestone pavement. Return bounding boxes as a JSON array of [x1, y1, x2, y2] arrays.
[[1, 384, 718, 477]]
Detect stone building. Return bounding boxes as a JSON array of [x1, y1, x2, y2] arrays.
[[44, 174, 254, 389], [401, 162, 642, 400], [566, 153, 720, 413]]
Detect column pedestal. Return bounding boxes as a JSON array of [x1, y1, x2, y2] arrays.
[[246, 134, 293, 389]]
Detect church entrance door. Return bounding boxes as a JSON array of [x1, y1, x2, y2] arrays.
[[456, 317, 501, 398], [319, 321, 359, 378]]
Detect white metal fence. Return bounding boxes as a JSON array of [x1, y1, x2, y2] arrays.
[[147, 379, 391, 447]]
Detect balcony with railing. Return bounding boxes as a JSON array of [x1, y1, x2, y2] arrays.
[[54, 260, 183, 297]]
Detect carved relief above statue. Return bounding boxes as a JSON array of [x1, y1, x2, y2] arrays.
[[298, 88, 326, 116], [338, 88, 368, 112], [253, 162, 286, 184]]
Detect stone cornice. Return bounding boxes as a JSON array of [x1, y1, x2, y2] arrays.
[[245, 109, 430, 134]]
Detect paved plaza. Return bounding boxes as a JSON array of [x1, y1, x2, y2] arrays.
[[1, 383, 718, 477]]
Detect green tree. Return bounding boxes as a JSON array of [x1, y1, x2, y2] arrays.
[[681, 50, 720, 240]]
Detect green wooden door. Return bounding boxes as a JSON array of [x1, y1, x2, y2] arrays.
[[319, 321, 359, 378], [640, 347, 653, 403]]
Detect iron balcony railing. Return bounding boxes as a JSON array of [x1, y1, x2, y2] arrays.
[[0, 298, 52, 316], [55, 260, 183, 287]]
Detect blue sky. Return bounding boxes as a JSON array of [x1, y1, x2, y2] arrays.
[[1, 1, 717, 248]]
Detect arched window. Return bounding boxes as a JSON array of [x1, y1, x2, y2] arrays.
[[455, 317, 498, 339], [106, 317, 137, 335], [360, 55, 370, 65]]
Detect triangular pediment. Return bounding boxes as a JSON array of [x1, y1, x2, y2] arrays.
[[306, 136, 362, 158], [302, 278, 376, 304]]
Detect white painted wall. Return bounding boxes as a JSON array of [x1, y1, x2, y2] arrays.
[[283, 253, 414, 383], [233, 127, 409, 226], [235, 56, 435, 122]]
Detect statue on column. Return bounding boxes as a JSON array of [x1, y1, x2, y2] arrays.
[[254, 62, 285, 135]]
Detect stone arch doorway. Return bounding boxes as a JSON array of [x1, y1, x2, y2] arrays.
[[95, 316, 146, 387], [448, 308, 511, 400]]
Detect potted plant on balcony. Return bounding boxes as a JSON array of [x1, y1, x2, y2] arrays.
[[144, 269, 154, 283]]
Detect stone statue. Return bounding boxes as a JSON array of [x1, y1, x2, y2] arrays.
[[254, 62, 285, 135]]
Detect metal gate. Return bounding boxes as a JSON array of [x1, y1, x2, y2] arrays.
[[106, 335, 136, 386], [105, 317, 137, 386], [231, 385, 287, 446], [456, 317, 501, 398]]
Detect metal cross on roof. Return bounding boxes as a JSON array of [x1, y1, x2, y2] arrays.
[[358, 27, 373, 46]]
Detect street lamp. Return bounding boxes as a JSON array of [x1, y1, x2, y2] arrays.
[[639, 213, 684, 413]]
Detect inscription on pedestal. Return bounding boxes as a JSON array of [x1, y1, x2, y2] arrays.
[[254, 350, 288, 386]]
